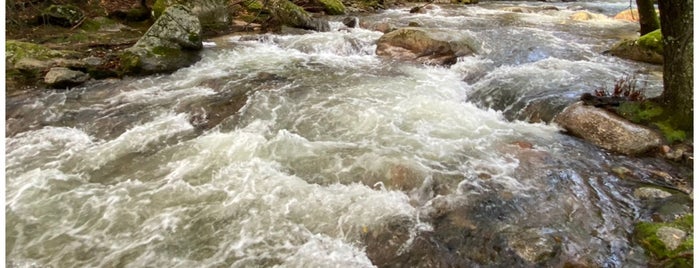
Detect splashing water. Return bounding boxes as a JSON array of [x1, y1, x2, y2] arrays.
[[6, 2, 684, 267]]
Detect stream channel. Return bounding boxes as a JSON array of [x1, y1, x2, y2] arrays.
[[5, 1, 693, 267]]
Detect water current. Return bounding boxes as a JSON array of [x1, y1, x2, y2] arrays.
[[5, 1, 691, 267]]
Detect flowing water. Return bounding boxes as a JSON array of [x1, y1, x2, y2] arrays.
[[6, 1, 691, 267]]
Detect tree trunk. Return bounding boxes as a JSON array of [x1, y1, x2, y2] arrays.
[[657, 0, 693, 131], [636, 0, 660, 35]]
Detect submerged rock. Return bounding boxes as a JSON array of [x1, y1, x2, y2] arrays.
[[119, 5, 203, 75], [376, 27, 475, 66], [569, 11, 608, 21], [634, 187, 672, 200], [44, 67, 90, 88], [554, 102, 663, 155]]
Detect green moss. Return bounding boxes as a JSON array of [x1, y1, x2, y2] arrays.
[[634, 214, 693, 265], [617, 101, 664, 123], [655, 121, 687, 143], [119, 51, 142, 74], [637, 29, 663, 54], [151, 46, 182, 57], [188, 33, 200, 43], [6, 40, 67, 65], [317, 0, 346, 15], [617, 100, 688, 143], [152, 0, 172, 18]]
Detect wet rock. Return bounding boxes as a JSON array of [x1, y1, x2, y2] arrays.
[[409, 6, 427, 14], [634, 187, 672, 200], [569, 11, 608, 21], [634, 215, 693, 267], [656, 226, 686, 250], [267, 0, 330, 32], [100, 0, 150, 21], [119, 5, 203, 75], [342, 16, 359, 28], [508, 228, 559, 264], [613, 9, 658, 22], [554, 101, 663, 155], [376, 27, 475, 66], [361, 21, 396, 33], [501, 7, 533, 13], [44, 67, 90, 88], [456, 0, 479, 4], [606, 30, 663, 64], [39, 4, 85, 27]]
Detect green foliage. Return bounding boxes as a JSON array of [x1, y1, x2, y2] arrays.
[[637, 29, 663, 54], [634, 214, 693, 266]]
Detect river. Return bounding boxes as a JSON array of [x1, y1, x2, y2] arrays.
[[5, 1, 690, 267]]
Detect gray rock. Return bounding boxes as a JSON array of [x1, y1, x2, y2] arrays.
[[120, 5, 203, 75], [40, 4, 85, 27], [508, 228, 558, 264], [44, 67, 90, 88], [554, 102, 663, 155], [154, 0, 233, 32], [342, 16, 359, 28], [268, 0, 330, 32], [376, 27, 475, 66], [656, 226, 686, 250], [14, 58, 51, 71], [634, 187, 672, 200]]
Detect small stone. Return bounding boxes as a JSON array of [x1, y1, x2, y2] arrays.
[[633, 187, 672, 200], [656, 226, 686, 250], [44, 67, 90, 88]]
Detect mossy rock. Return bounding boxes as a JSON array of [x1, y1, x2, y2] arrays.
[[5, 40, 75, 66], [40, 4, 85, 27], [634, 214, 693, 267], [608, 30, 663, 64], [316, 0, 346, 15], [637, 29, 663, 54]]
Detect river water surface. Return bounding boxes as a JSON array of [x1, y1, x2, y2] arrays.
[[6, 1, 690, 267]]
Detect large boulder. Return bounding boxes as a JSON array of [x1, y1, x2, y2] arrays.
[[376, 27, 475, 66], [119, 5, 203, 75], [39, 4, 85, 27], [554, 101, 663, 155], [268, 0, 331, 31], [153, 0, 233, 34], [606, 29, 663, 64]]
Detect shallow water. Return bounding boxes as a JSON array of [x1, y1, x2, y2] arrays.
[[6, 2, 688, 267]]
